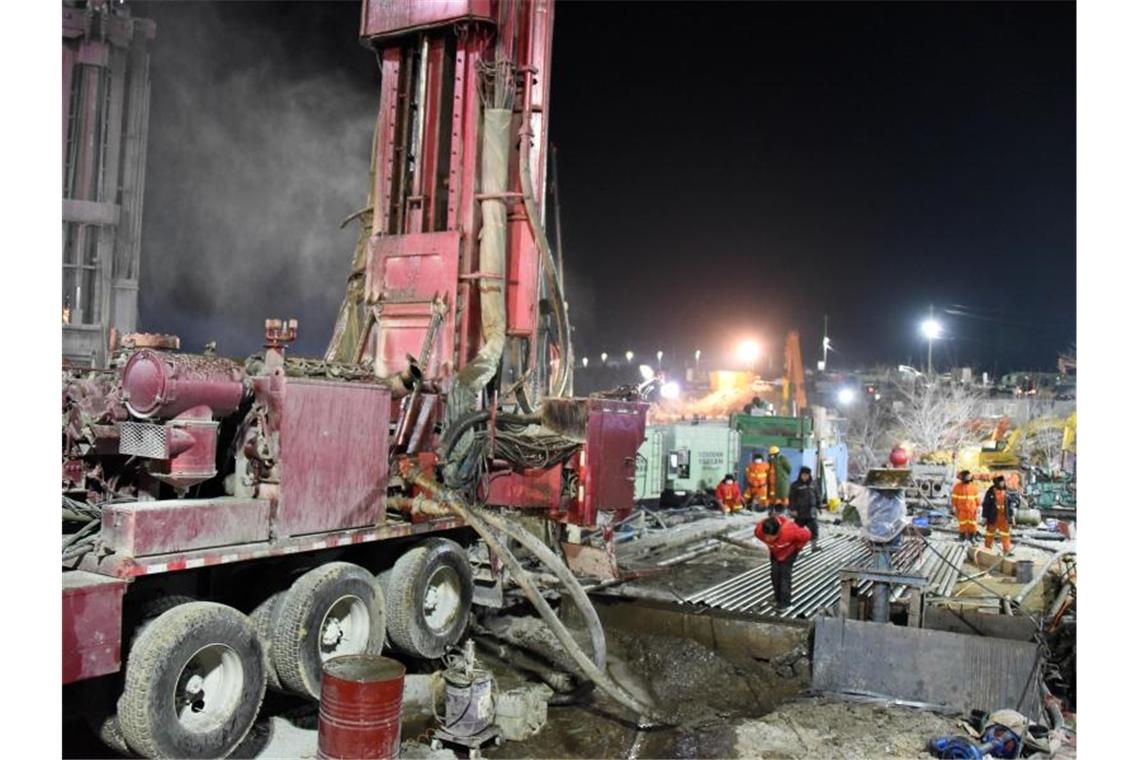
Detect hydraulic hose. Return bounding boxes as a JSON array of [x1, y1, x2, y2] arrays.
[[406, 468, 662, 724], [518, 131, 573, 400], [471, 506, 607, 672], [439, 409, 540, 461]]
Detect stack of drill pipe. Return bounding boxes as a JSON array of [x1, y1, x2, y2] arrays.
[[682, 531, 854, 606], [684, 532, 872, 618]]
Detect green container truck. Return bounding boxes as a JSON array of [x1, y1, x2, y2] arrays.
[[635, 422, 741, 506]]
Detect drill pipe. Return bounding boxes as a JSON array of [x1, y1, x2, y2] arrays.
[[690, 532, 854, 605], [702, 533, 861, 610], [693, 534, 853, 608], [724, 540, 869, 615]]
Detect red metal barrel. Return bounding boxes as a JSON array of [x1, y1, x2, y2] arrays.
[[318, 655, 406, 760]]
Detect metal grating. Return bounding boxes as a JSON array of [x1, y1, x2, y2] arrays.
[[119, 421, 168, 459]]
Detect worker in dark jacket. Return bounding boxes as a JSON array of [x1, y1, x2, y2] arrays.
[[788, 466, 821, 552], [982, 475, 1013, 555], [755, 514, 813, 610]]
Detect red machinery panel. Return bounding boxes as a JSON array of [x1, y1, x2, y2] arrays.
[[567, 399, 648, 526], [485, 464, 562, 509], [366, 231, 461, 377], [277, 380, 391, 537], [360, 0, 495, 41], [101, 498, 271, 557], [63, 571, 127, 684]]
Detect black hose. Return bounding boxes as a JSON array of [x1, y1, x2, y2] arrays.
[[440, 409, 540, 460]]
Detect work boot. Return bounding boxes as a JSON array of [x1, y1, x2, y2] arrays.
[[811, 540, 820, 553]]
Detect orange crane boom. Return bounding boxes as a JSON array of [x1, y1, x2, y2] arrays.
[[783, 330, 807, 415]]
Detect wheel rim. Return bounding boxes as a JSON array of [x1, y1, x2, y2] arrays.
[[423, 565, 462, 633], [319, 595, 371, 662], [174, 644, 244, 734]]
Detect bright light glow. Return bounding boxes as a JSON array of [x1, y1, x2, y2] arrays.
[[838, 387, 857, 405], [694, 349, 702, 362], [823, 336, 831, 350], [817, 360, 826, 371], [656, 349, 664, 364], [920, 319, 942, 340], [874, 393, 882, 401], [660, 381, 681, 400], [600, 352, 608, 363], [582, 357, 589, 368], [638, 364, 654, 381], [736, 339, 761, 365], [625, 350, 634, 363]]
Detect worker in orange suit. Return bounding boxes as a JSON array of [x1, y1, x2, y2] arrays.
[[744, 453, 770, 511], [982, 475, 1013, 554], [715, 473, 744, 516], [950, 470, 980, 543], [767, 446, 792, 510]]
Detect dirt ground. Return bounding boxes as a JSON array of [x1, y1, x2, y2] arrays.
[[485, 619, 812, 759], [484, 623, 968, 759], [730, 698, 963, 759]]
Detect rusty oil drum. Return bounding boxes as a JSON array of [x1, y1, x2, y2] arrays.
[[317, 654, 406, 760]]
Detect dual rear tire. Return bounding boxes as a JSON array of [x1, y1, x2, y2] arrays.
[[96, 540, 474, 757]]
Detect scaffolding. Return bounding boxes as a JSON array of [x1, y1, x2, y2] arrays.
[[62, 1, 155, 367]]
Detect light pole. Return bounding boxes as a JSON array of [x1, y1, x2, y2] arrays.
[[694, 349, 701, 366], [920, 306, 942, 377]]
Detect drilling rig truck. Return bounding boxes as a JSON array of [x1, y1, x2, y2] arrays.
[[62, 2, 649, 756]]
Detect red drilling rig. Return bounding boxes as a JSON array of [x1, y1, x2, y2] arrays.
[[62, 2, 651, 756]]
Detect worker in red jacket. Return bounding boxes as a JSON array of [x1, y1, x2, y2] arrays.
[[715, 473, 744, 515], [755, 514, 813, 610]]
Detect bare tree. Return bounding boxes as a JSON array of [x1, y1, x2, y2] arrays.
[[890, 379, 984, 460], [846, 401, 894, 477], [1021, 420, 1067, 472]]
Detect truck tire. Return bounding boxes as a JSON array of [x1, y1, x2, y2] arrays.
[[117, 602, 266, 759], [78, 678, 133, 757], [249, 592, 284, 690], [379, 538, 473, 659], [271, 562, 386, 699]]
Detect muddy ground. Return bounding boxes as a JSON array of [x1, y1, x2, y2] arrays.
[[482, 614, 811, 759], [481, 619, 965, 759]]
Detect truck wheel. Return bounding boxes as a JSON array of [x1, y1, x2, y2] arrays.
[[271, 562, 386, 699], [380, 538, 473, 659], [249, 592, 284, 691], [78, 678, 133, 756], [117, 602, 266, 759]]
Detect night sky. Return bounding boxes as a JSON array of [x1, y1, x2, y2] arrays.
[[134, 1, 1074, 375]]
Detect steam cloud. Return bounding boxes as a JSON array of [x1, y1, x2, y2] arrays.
[[136, 2, 376, 357]]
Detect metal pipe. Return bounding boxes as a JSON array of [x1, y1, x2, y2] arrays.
[[724, 539, 863, 611], [1045, 582, 1072, 624], [769, 543, 868, 616], [748, 540, 868, 616]]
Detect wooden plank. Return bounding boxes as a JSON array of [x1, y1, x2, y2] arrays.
[[812, 617, 1042, 718]]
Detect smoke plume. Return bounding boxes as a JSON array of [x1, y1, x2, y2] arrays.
[[135, 1, 377, 357]]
